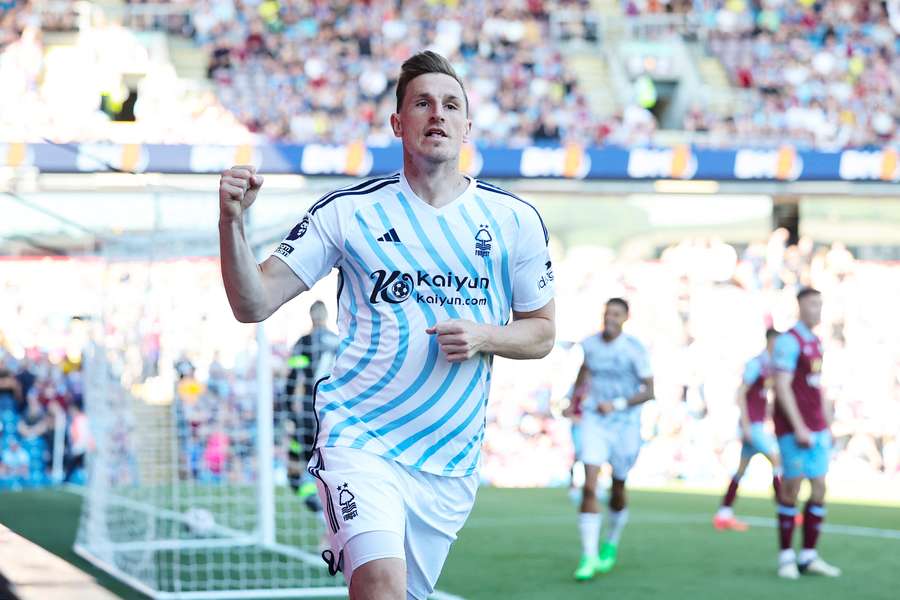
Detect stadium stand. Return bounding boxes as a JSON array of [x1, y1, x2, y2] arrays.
[[4, 1, 899, 149], [702, 0, 900, 149]]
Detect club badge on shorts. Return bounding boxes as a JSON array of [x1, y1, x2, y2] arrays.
[[337, 483, 358, 521]]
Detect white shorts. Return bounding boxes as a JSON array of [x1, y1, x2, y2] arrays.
[[579, 413, 642, 480], [307, 446, 478, 599]]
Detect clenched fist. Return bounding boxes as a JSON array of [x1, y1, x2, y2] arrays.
[[426, 320, 489, 363], [219, 165, 264, 220]]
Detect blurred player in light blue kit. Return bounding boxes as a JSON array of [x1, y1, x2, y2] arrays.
[[713, 328, 783, 531], [566, 298, 654, 581]]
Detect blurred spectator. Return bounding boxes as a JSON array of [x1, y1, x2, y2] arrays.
[[1, 438, 30, 483], [63, 399, 90, 482], [0, 366, 23, 407], [17, 392, 50, 442]]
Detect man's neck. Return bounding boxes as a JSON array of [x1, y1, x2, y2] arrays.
[[403, 154, 467, 208], [601, 330, 621, 342]]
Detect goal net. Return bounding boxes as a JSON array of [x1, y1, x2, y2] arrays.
[[74, 230, 346, 599]]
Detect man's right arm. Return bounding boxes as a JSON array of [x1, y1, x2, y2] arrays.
[[562, 361, 590, 417], [775, 372, 810, 445], [772, 334, 811, 446], [736, 358, 757, 439], [219, 166, 308, 323], [736, 383, 751, 440]]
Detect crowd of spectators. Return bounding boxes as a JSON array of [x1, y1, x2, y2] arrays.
[[2, 227, 897, 495], [190, 0, 597, 146], [4, 0, 900, 149], [0, 342, 91, 489], [682, 0, 900, 149]]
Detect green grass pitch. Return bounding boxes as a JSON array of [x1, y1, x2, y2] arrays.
[[0, 486, 897, 599]]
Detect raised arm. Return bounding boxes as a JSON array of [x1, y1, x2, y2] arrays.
[[219, 166, 307, 322]]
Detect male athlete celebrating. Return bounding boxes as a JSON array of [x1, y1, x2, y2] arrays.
[[568, 298, 653, 581], [218, 51, 556, 600], [772, 288, 840, 579], [713, 328, 783, 531]]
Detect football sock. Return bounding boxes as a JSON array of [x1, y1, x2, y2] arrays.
[[578, 512, 601, 557], [605, 508, 629, 545], [802, 502, 825, 552], [777, 503, 797, 550], [722, 476, 740, 508]]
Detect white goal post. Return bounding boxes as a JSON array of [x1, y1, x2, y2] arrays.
[[73, 232, 347, 599]]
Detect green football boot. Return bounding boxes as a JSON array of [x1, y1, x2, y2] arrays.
[[596, 542, 618, 573], [574, 555, 599, 581]]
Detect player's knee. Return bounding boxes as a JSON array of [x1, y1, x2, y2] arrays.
[[581, 484, 597, 502], [781, 479, 802, 503], [809, 478, 826, 502]]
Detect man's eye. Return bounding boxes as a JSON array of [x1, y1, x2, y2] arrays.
[[446, 104, 458, 110]]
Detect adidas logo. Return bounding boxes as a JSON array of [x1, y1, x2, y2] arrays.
[[376, 228, 401, 243]]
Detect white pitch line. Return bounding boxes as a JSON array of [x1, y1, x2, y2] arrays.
[[430, 591, 467, 600], [464, 511, 900, 540]]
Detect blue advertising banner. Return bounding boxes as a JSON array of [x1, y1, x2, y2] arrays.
[[2, 142, 898, 182]]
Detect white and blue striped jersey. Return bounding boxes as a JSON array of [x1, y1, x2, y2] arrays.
[[272, 172, 554, 476], [581, 333, 652, 428]]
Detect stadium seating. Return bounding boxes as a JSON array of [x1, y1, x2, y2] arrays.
[[3, 0, 899, 148], [699, 0, 900, 149]]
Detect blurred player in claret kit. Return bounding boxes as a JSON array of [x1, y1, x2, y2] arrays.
[[772, 288, 840, 580], [218, 51, 556, 599], [566, 298, 654, 581], [713, 328, 784, 531]]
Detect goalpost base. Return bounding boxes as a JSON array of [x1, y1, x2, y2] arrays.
[[76, 543, 347, 599]]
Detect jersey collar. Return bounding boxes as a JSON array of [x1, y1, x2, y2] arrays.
[[399, 170, 475, 213], [793, 321, 816, 341]]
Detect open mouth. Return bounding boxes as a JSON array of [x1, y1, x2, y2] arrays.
[[425, 128, 448, 138]]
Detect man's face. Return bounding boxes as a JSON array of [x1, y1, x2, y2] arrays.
[[310, 304, 327, 325], [799, 293, 823, 327], [391, 73, 471, 165], [603, 303, 628, 336]]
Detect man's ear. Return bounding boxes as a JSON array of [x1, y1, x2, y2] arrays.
[[462, 118, 472, 144], [390, 113, 402, 138]]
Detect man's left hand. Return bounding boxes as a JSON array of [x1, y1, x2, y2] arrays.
[[426, 320, 489, 363]]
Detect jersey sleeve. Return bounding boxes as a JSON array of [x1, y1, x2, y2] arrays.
[[630, 338, 653, 379], [772, 333, 801, 373], [510, 205, 554, 312], [270, 202, 342, 288], [742, 357, 761, 385]]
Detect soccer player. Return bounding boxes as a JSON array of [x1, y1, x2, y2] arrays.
[[713, 328, 783, 531], [568, 298, 653, 581], [772, 288, 840, 579], [218, 51, 556, 600], [283, 301, 339, 513]]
